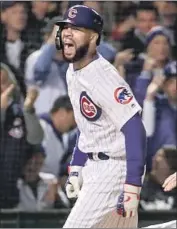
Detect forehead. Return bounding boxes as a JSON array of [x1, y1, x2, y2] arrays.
[[62, 23, 89, 32], [137, 10, 156, 18], [6, 3, 25, 12], [151, 35, 169, 43], [165, 77, 177, 84]]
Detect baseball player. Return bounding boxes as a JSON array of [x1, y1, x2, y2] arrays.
[[55, 5, 147, 228]]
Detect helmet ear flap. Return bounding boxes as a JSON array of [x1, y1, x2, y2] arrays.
[[96, 34, 101, 46], [55, 28, 63, 50]]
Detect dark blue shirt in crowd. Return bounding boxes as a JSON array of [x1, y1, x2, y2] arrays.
[[0, 102, 30, 208], [147, 97, 177, 171]]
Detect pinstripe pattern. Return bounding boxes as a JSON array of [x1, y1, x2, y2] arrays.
[[63, 158, 138, 228], [64, 55, 141, 228], [66, 55, 141, 157]]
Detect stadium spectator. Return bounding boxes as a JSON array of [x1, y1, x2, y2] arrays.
[[0, 62, 44, 209], [111, 1, 137, 41], [25, 17, 68, 115], [1, 1, 31, 72], [132, 26, 171, 105], [39, 96, 76, 178], [17, 145, 58, 211], [140, 148, 177, 210], [154, 1, 177, 59], [118, 3, 159, 59], [142, 60, 177, 171], [26, 1, 50, 50]]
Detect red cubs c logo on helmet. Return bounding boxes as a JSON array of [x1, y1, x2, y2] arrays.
[[80, 92, 102, 121], [68, 8, 78, 18]]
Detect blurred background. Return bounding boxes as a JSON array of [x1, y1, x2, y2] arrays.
[[0, 1, 177, 228]]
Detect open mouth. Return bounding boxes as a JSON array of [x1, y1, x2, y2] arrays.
[[63, 42, 75, 55], [64, 41, 74, 48], [64, 43, 74, 48]]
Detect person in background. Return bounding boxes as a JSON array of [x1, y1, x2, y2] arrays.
[[0, 62, 44, 209], [144, 171, 177, 228], [142, 60, 177, 171], [39, 95, 76, 178], [154, 1, 177, 59], [140, 148, 177, 211], [163, 172, 177, 192], [26, 1, 50, 50], [133, 26, 171, 106], [25, 17, 68, 115], [17, 145, 58, 211], [119, 3, 158, 59], [0, 1, 31, 73]]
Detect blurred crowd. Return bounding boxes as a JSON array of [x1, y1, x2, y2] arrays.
[[0, 1, 177, 212]]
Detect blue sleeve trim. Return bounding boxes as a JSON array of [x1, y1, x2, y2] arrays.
[[70, 130, 88, 166]]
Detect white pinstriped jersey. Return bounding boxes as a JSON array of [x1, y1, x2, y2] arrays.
[[66, 54, 142, 157]]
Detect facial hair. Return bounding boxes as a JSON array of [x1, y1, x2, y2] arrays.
[[62, 42, 89, 63]]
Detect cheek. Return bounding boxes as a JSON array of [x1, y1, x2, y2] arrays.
[[165, 78, 177, 91], [167, 83, 177, 94]]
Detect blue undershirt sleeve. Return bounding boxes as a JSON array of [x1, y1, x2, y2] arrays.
[[121, 112, 147, 186]]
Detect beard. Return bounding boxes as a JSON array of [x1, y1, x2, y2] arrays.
[[62, 43, 89, 63]]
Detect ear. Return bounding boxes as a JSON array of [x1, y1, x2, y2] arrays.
[[90, 33, 99, 44]]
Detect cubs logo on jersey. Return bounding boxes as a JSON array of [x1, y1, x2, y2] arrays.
[[114, 87, 133, 105], [80, 91, 102, 121]]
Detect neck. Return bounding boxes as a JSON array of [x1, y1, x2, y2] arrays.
[[6, 28, 20, 41], [32, 7, 46, 20], [51, 114, 64, 133], [73, 51, 97, 71]]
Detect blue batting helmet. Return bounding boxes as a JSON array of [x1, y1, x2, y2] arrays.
[[55, 5, 103, 50]]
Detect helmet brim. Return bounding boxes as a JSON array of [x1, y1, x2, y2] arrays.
[[55, 19, 77, 27]]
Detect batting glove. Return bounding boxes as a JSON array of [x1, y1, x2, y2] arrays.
[[117, 184, 141, 218], [65, 166, 83, 199]]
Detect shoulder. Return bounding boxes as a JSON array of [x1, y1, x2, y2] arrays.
[[39, 115, 52, 130], [97, 41, 117, 63], [25, 50, 41, 65], [96, 55, 123, 80]]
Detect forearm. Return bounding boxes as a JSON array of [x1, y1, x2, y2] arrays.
[[134, 70, 152, 106], [34, 44, 56, 82], [70, 146, 88, 166], [121, 113, 147, 186], [70, 130, 88, 166], [23, 109, 44, 144]]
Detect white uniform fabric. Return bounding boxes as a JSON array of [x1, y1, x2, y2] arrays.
[[64, 158, 138, 228], [64, 54, 142, 228], [67, 54, 142, 157]]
